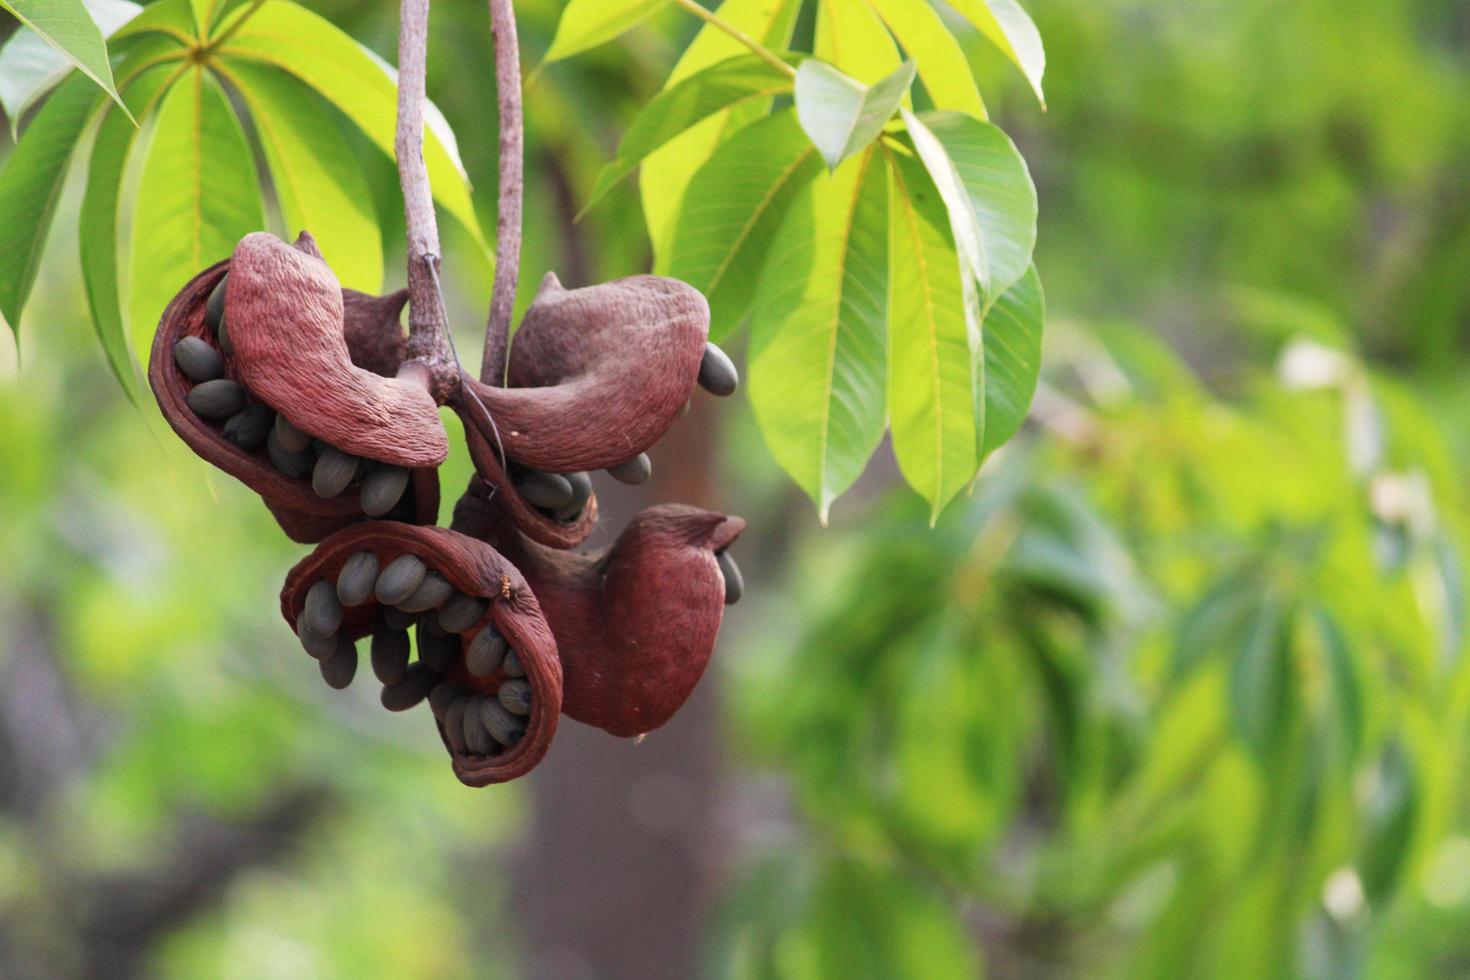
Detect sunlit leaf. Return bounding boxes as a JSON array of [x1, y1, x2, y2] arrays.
[[0, 73, 101, 338], [639, 0, 803, 262], [665, 110, 821, 341], [900, 108, 987, 297], [582, 54, 794, 217], [885, 146, 981, 521], [867, 0, 985, 118], [79, 62, 179, 404], [218, 60, 383, 292], [127, 67, 265, 362], [216, 1, 489, 260], [749, 146, 887, 522], [795, 58, 914, 171], [0, 0, 131, 118], [187, 0, 218, 36], [916, 109, 1037, 302], [0, 0, 138, 136], [946, 0, 1046, 107], [980, 264, 1042, 456], [814, 0, 904, 84], [111, 0, 193, 44], [544, 0, 668, 63]]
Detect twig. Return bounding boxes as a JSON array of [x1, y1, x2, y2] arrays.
[[481, 0, 523, 386], [395, 0, 458, 400], [670, 0, 795, 78]]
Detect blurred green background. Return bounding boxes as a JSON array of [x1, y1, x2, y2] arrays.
[[2, 0, 1469, 977]]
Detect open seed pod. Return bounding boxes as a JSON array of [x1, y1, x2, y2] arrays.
[[149, 233, 444, 542], [453, 479, 744, 738], [452, 273, 721, 547], [281, 521, 562, 786]]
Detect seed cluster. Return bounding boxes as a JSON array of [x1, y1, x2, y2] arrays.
[[174, 275, 417, 520], [294, 548, 533, 760]]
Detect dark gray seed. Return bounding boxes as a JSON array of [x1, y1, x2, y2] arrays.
[[336, 552, 379, 607], [438, 593, 487, 634], [417, 622, 458, 673], [382, 606, 416, 631], [186, 379, 247, 419], [428, 682, 461, 719], [303, 579, 344, 638], [222, 403, 273, 452], [502, 649, 525, 679], [444, 698, 469, 753], [515, 468, 574, 509], [398, 572, 453, 614], [464, 697, 494, 755], [717, 550, 743, 605], [267, 428, 314, 479], [173, 336, 223, 383], [607, 453, 651, 486], [480, 699, 524, 747], [205, 273, 228, 332], [217, 316, 233, 356], [698, 341, 738, 396], [297, 618, 337, 660], [498, 679, 532, 716], [360, 464, 410, 517], [274, 413, 312, 453], [320, 637, 358, 690], [370, 627, 411, 685], [423, 617, 449, 637], [312, 446, 360, 498], [380, 663, 437, 711], [555, 471, 593, 522], [465, 626, 508, 677], [375, 554, 426, 606]]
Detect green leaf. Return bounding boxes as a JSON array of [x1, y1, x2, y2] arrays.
[[127, 67, 265, 362], [1228, 596, 1291, 759], [665, 110, 821, 341], [544, 0, 668, 63], [981, 265, 1042, 456], [749, 146, 888, 523], [1314, 608, 1364, 762], [900, 109, 987, 299], [111, 0, 194, 44], [918, 110, 1038, 302], [80, 62, 178, 404], [0, 0, 131, 118], [814, 0, 904, 84], [946, 0, 1046, 107], [639, 0, 802, 261], [885, 146, 981, 522], [0, 73, 101, 338], [866, 0, 985, 118], [582, 54, 794, 218], [796, 58, 915, 171], [1359, 740, 1417, 902], [216, 1, 489, 260], [217, 60, 382, 292], [187, 0, 218, 37], [0, 0, 138, 136]]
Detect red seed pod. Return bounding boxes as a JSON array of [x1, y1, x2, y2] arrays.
[[452, 273, 708, 547], [149, 233, 443, 542], [453, 479, 744, 738], [281, 521, 562, 786]]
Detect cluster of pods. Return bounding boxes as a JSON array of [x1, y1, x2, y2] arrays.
[[150, 231, 744, 785]]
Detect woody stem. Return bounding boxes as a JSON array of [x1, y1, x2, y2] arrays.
[[481, 0, 523, 387]]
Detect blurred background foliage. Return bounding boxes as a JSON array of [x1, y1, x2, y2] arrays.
[[1, 0, 1468, 977]]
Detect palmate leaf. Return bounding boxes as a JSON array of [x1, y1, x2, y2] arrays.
[[0, 0, 138, 136], [640, 0, 802, 263], [80, 62, 179, 404], [795, 58, 915, 171], [581, 53, 795, 218], [0, 0, 131, 118], [867, 0, 984, 118], [945, 0, 1047, 107], [127, 67, 265, 362], [217, 59, 383, 292], [216, 0, 489, 260], [544, 0, 668, 63], [814, 0, 904, 84], [885, 146, 982, 523], [749, 145, 888, 523], [666, 110, 821, 341]]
